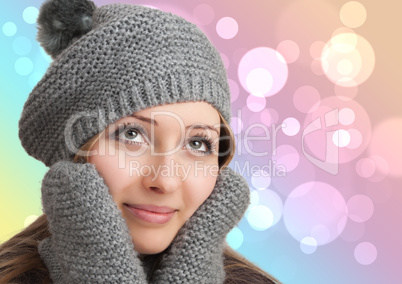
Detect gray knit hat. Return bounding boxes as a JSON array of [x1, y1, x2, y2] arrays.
[[18, 0, 231, 167]]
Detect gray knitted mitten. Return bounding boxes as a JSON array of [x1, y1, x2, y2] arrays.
[[152, 166, 251, 283], [38, 161, 148, 284]]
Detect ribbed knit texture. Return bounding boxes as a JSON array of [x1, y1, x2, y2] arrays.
[[38, 161, 148, 283], [18, 1, 231, 167]]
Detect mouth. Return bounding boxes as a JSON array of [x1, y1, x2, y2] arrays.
[[123, 204, 177, 224]]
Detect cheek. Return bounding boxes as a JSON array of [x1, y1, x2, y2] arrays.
[[182, 173, 218, 218], [88, 145, 136, 201]]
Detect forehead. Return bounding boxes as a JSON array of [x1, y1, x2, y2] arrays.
[[134, 101, 220, 125]]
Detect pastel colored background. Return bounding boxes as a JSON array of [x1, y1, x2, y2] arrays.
[[1, 0, 401, 283]]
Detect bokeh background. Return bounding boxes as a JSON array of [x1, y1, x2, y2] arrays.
[[1, 0, 401, 283]]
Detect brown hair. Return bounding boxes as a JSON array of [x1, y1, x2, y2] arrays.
[[0, 113, 280, 284], [0, 215, 50, 284]]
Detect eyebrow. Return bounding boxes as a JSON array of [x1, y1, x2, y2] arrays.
[[187, 124, 219, 135], [131, 114, 157, 126], [130, 114, 219, 134]]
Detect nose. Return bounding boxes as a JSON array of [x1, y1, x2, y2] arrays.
[[141, 154, 183, 194]]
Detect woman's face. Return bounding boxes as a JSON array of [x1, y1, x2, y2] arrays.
[[88, 101, 221, 254]]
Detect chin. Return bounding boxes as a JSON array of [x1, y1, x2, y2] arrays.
[[132, 238, 171, 255], [129, 226, 177, 255]]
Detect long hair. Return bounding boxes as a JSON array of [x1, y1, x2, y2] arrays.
[[0, 113, 280, 284], [0, 214, 50, 284]]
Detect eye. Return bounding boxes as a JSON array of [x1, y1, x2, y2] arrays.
[[186, 139, 207, 151], [184, 135, 215, 155], [114, 123, 148, 146], [122, 128, 145, 143]]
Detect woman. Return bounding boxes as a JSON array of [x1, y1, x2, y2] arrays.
[[0, 0, 280, 283]]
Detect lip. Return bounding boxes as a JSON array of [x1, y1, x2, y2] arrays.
[[124, 204, 177, 224]]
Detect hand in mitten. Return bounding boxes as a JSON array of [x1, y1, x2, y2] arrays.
[[38, 161, 148, 284], [152, 166, 250, 283]]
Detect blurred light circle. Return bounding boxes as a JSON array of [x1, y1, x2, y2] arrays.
[[257, 189, 283, 227], [303, 97, 371, 164], [251, 170, 271, 190], [193, 4, 215, 26], [24, 215, 38, 227], [365, 178, 393, 204], [334, 83, 358, 100], [356, 156, 389, 182], [272, 158, 317, 198], [250, 190, 260, 205], [216, 17, 238, 39], [356, 158, 375, 178], [23, 6, 39, 24], [337, 59, 354, 76], [260, 108, 279, 126], [293, 85, 320, 113], [347, 195, 374, 222], [340, 1, 367, 28], [321, 33, 375, 87], [276, 40, 300, 63], [226, 227, 244, 250], [332, 129, 351, 147], [332, 26, 357, 38], [232, 47, 248, 64], [339, 108, 355, 125], [282, 117, 300, 136], [330, 32, 358, 53], [230, 116, 243, 134], [354, 242, 377, 265], [247, 111, 271, 136], [13, 36, 32, 55], [238, 47, 288, 97], [15, 57, 33, 76], [347, 128, 362, 149], [367, 155, 389, 182], [247, 205, 274, 231], [369, 118, 402, 176], [246, 68, 273, 96], [247, 94, 266, 112], [273, 145, 300, 172], [283, 181, 347, 245], [311, 224, 330, 244], [300, 237, 318, 254], [310, 41, 326, 59], [322, 44, 362, 85], [220, 53, 229, 69], [2, 22, 17, 36], [228, 79, 240, 102], [275, 0, 339, 67], [311, 59, 325, 76], [336, 77, 359, 88]]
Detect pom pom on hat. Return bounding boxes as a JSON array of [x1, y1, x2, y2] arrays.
[[37, 0, 96, 59], [20, 2, 231, 166]]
